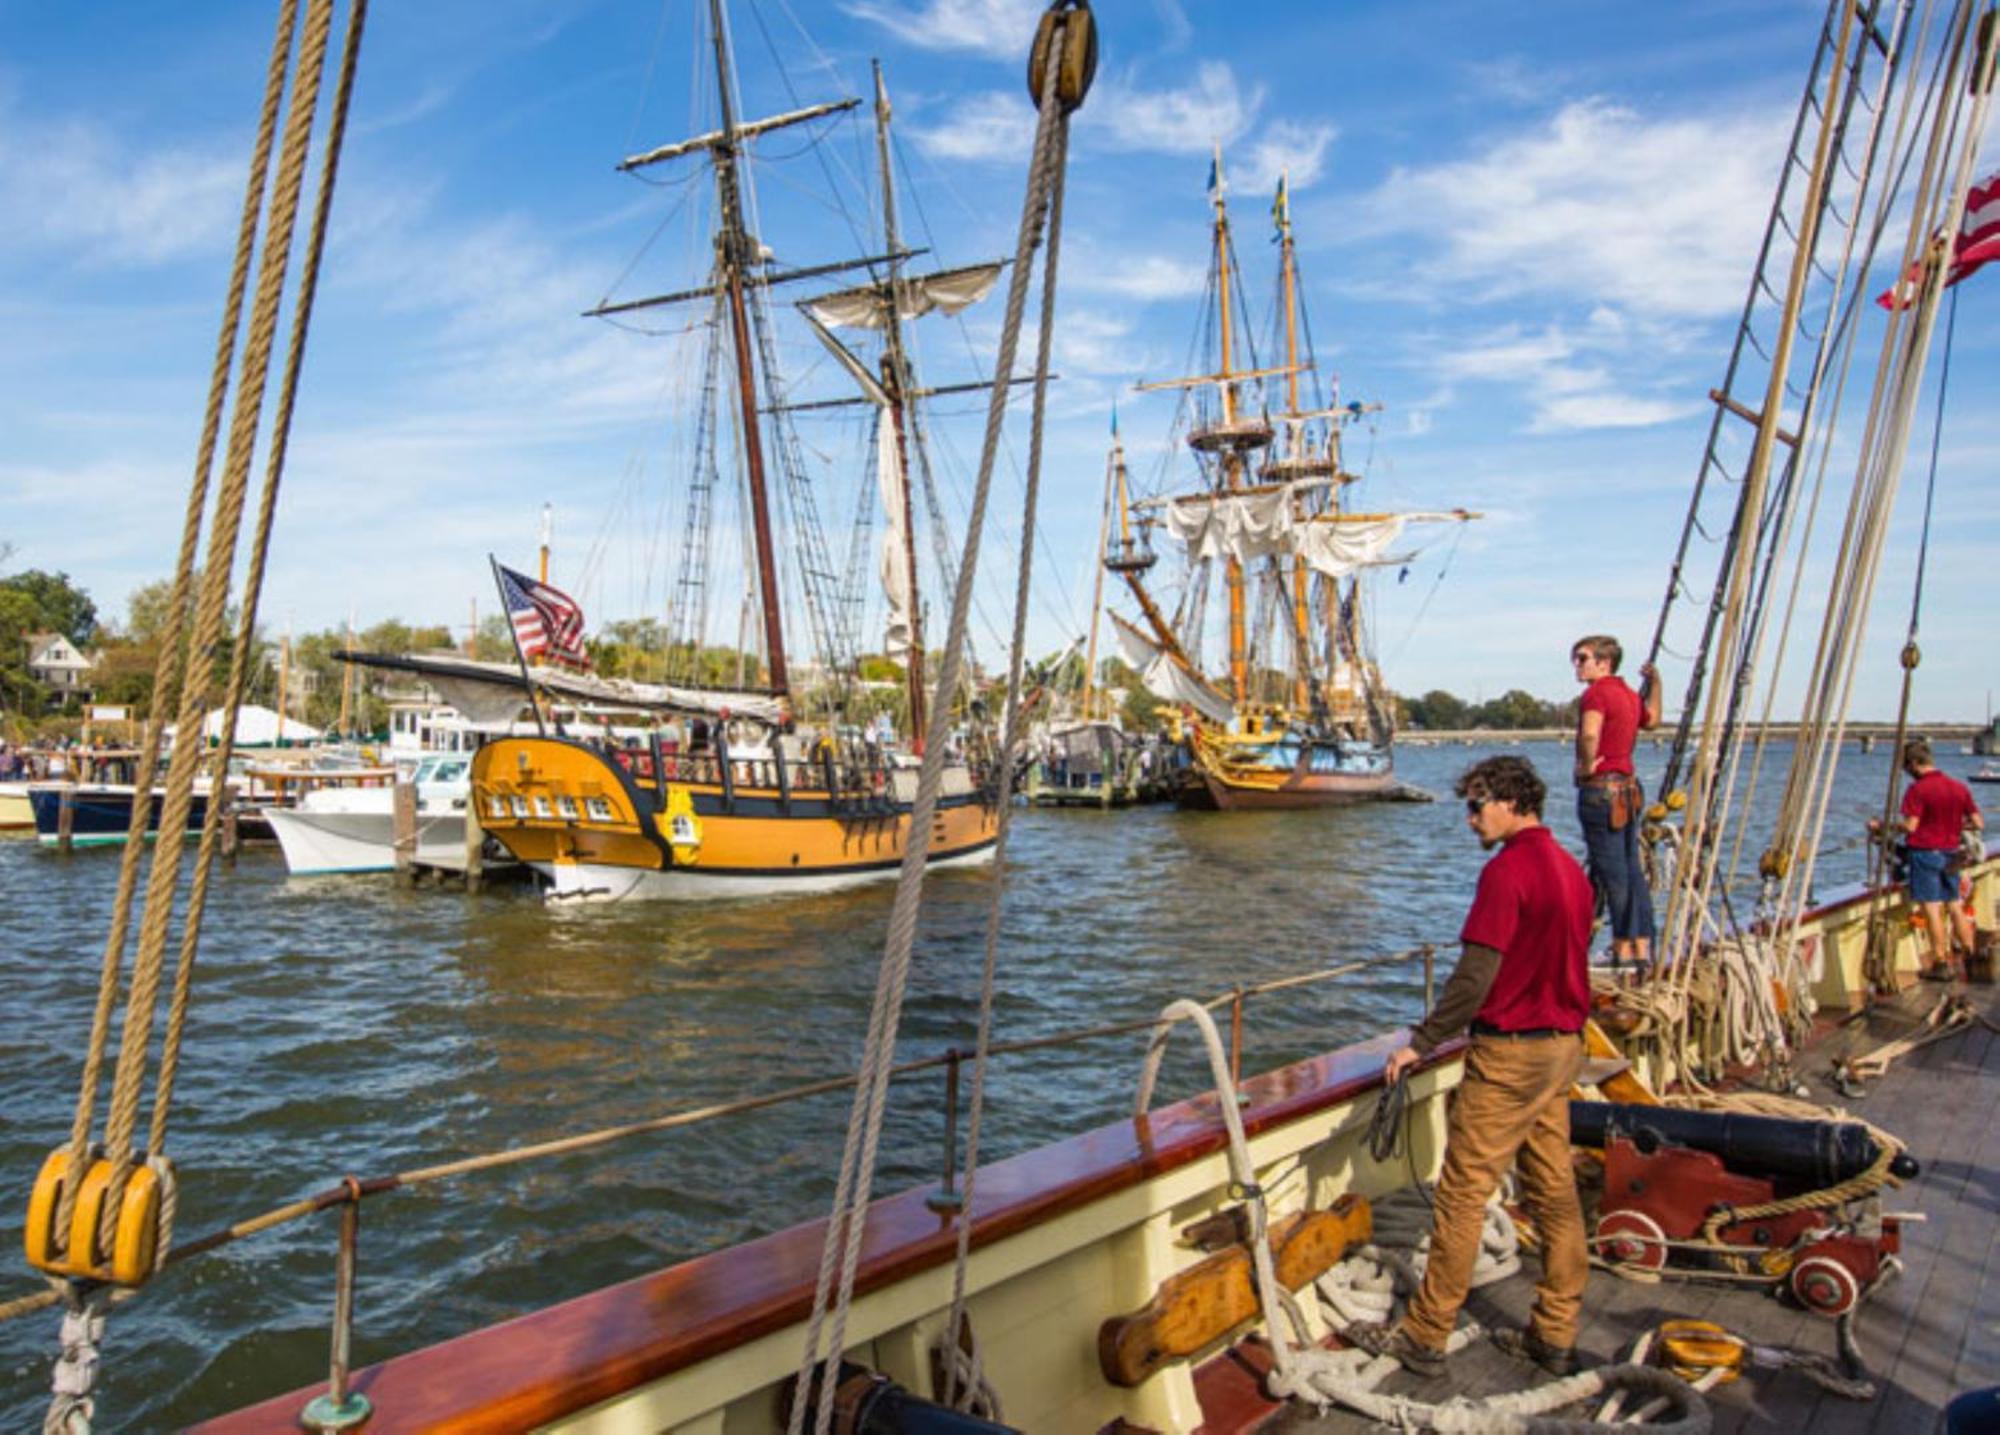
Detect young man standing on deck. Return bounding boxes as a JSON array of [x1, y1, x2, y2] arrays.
[[1347, 755, 1595, 1380], [1872, 738, 1983, 980], [1571, 635, 1661, 968]]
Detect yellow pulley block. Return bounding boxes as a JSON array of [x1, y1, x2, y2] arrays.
[[1759, 847, 1791, 880], [1664, 789, 1688, 811], [1026, 0, 1097, 113], [1657, 1319, 1747, 1384], [24, 1149, 171, 1287], [1644, 803, 1669, 822], [661, 785, 703, 864]]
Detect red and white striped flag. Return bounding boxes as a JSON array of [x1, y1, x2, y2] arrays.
[[1877, 166, 2000, 309], [496, 563, 591, 670]]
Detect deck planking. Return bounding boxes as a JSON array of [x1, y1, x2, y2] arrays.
[[1265, 983, 2000, 1433]]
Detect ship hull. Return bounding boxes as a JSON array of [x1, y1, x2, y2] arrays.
[[1187, 765, 1401, 809], [471, 736, 1001, 903], [197, 856, 2000, 1435], [1183, 731, 1397, 809]]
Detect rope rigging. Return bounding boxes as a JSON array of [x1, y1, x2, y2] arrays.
[[787, 9, 1094, 1429], [27, 3, 369, 1430]]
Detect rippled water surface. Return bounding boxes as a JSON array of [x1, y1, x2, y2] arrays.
[[0, 737, 1965, 1428]]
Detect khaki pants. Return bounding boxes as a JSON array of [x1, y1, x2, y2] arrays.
[[1401, 1034, 1588, 1352]]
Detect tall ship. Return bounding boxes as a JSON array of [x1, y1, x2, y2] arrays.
[[11, 2, 2000, 1433], [465, 15, 1005, 900], [1109, 154, 1475, 808]]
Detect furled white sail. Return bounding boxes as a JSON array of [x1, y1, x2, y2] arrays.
[[1109, 614, 1236, 724], [1292, 515, 1409, 581], [1158, 487, 1296, 565], [804, 263, 1003, 331], [339, 652, 787, 727], [1292, 510, 1472, 580], [877, 413, 915, 664]]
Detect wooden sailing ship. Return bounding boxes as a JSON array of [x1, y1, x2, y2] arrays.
[[466, 16, 1002, 900], [1111, 154, 1475, 809], [19, 1, 2000, 1431]]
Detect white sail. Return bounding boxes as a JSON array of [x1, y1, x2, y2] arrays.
[[877, 412, 915, 664], [1109, 614, 1236, 724], [1292, 510, 1473, 581], [1292, 515, 1408, 581], [1156, 486, 1301, 566], [804, 263, 1003, 331]]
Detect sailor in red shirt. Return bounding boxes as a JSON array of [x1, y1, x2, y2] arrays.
[[1873, 738, 1984, 979], [1572, 634, 1662, 968], [1349, 756, 1595, 1380]]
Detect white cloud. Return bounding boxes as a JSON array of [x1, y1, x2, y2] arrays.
[[1068, 250, 1205, 302], [841, 0, 1047, 58], [1430, 322, 1699, 433], [0, 110, 241, 267], [910, 91, 1038, 162], [1089, 63, 1261, 155], [1354, 98, 1785, 318], [1235, 119, 1338, 195]]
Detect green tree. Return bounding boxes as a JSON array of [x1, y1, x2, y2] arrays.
[[0, 569, 98, 646]]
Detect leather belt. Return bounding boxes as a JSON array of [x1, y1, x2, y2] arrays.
[[1469, 1022, 1580, 1040]]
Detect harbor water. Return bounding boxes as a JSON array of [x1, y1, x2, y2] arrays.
[[0, 737, 1971, 1428]]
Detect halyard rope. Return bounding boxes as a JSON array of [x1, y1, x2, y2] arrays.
[[788, 26, 1081, 1432], [939, 80, 1070, 1415]]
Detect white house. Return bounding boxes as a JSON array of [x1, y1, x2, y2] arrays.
[[26, 633, 94, 702]]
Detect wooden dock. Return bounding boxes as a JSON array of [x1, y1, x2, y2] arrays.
[[1234, 983, 2000, 1432]]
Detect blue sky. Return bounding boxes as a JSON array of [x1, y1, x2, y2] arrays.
[[1, 0, 1994, 721]]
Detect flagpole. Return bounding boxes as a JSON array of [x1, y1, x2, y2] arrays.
[[490, 554, 550, 738]]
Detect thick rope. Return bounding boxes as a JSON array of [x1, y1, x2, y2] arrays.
[[150, 0, 370, 1176], [96, 0, 342, 1251], [939, 92, 1068, 1413], [789, 41, 1073, 1432], [53, 0, 302, 1244]]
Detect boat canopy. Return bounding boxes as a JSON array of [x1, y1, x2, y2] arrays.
[[336, 651, 787, 728]]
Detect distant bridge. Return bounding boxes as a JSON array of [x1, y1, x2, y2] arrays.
[[1401, 723, 1987, 749]]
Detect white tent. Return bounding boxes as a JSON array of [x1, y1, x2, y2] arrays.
[[201, 704, 322, 747]]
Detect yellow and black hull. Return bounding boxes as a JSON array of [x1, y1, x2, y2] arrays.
[[470, 736, 999, 901]]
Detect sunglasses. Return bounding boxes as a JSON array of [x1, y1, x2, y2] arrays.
[[1465, 795, 1495, 814], [1570, 653, 1592, 666]]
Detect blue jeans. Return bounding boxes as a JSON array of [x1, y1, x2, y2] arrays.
[[1579, 786, 1654, 945]]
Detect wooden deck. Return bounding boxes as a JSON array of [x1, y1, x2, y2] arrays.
[[1245, 982, 2000, 1433]]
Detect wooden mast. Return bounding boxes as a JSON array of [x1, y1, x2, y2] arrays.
[[871, 60, 927, 751], [706, 0, 789, 700], [1275, 173, 1315, 717], [1211, 147, 1248, 709], [1083, 425, 1119, 721]]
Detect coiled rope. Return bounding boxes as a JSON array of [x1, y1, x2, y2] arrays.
[[787, 9, 1088, 1429]]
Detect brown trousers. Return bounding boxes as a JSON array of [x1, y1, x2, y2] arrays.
[[1400, 1034, 1588, 1352]]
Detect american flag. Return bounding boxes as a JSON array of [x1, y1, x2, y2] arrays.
[[496, 562, 590, 669], [1877, 167, 2000, 309]]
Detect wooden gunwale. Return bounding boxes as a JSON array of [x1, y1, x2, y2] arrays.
[[192, 1026, 1453, 1433]]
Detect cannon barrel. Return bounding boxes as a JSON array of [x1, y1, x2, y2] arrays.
[[1570, 1101, 1920, 1186]]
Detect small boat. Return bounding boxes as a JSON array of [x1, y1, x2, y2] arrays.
[[260, 756, 478, 876], [0, 780, 34, 831], [27, 780, 249, 849], [1969, 762, 2000, 785]]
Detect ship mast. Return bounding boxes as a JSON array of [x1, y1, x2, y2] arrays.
[[870, 61, 928, 751], [705, 0, 790, 700], [1210, 148, 1251, 707], [1082, 422, 1119, 721], [1275, 174, 1316, 717]]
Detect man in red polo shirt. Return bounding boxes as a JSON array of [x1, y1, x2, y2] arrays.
[[1876, 738, 1983, 979], [1346, 755, 1595, 1379]]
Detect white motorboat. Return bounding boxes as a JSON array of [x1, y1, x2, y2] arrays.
[[261, 755, 476, 875]]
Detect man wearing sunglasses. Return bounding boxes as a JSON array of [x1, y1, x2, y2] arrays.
[[1346, 755, 1595, 1381], [1571, 635, 1662, 969]]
